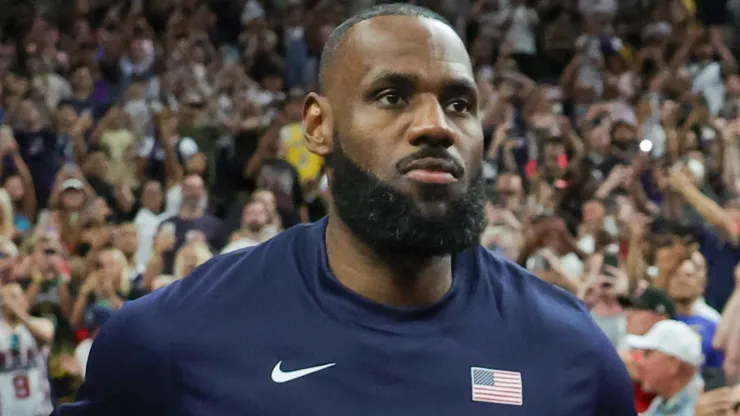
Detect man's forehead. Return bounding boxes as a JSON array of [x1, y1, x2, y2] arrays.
[[341, 15, 473, 84]]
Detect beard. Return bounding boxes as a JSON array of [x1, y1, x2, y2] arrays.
[[326, 138, 486, 257]]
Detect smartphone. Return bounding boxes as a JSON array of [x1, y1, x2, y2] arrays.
[[527, 254, 550, 272]]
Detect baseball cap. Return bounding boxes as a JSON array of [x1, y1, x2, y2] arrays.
[[626, 320, 703, 367], [618, 287, 677, 319], [61, 178, 84, 191]]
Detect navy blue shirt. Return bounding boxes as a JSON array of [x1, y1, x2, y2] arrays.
[[696, 225, 740, 311], [54, 219, 635, 415], [14, 128, 59, 208]]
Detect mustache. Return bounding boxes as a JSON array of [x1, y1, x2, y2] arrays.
[[395, 146, 464, 175]]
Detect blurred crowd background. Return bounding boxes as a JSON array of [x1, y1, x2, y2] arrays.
[[1, 0, 740, 413]]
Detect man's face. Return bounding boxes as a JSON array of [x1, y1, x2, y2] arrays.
[[114, 225, 138, 257], [636, 349, 680, 393], [71, 67, 93, 92], [142, 180, 163, 211], [243, 202, 268, 232], [182, 176, 205, 205], [306, 15, 486, 256], [668, 259, 704, 302], [60, 188, 85, 211], [582, 200, 606, 225]]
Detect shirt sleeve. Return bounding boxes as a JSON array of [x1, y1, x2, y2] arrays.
[[52, 291, 173, 415], [595, 332, 638, 415]]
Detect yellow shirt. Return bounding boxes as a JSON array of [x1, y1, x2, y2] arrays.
[[280, 123, 323, 185]]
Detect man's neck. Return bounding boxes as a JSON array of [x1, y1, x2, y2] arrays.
[[325, 214, 453, 308], [658, 374, 694, 401], [179, 204, 203, 220], [674, 299, 695, 316]]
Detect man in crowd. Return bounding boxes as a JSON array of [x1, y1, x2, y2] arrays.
[[627, 320, 704, 415]]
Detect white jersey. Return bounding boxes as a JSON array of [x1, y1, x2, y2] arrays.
[[0, 321, 52, 416]]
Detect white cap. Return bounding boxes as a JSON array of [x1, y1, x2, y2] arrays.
[[61, 178, 84, 191], [626, 320, 703, 367]]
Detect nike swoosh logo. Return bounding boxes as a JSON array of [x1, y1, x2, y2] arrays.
[[271, 361, 336, 383]]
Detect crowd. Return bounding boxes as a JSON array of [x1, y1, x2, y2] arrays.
[[1, 0, 740, 414]]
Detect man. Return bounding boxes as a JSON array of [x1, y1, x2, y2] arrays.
[[158, 174, 226, 274], [618, 286, 677, 413], [0, 282, 54, 416], [619, 286, 678, 336], [55, 4, 634, 415], [221, 200, 273, 254], [667, 256, 725, 389], [627, 320, 705, 415]]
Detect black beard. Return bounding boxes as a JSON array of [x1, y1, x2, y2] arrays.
[[326, 138, 486, 257]]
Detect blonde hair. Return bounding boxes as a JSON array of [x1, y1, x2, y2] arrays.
[[0, 237, 18, 258], [0, 189, 15, 238], [99, 248, 131, 296], [173, 242, 213, 279]]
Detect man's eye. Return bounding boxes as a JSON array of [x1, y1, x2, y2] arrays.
[[377, 92, 405, 107], [446, 99, 471, 114]]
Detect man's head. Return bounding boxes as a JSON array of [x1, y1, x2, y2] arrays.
[[113, 223, 138, 259], [181, 174, 205, 208], [303, 4, 486, 256], [84, 145, 110, 179], [242, 200, 269, 233], [70, 63, 94, 95], [141, 180, 163, 212], [627, 320, 702, 394], [60, 178, 86, 211], [667, 257, 705, 305], [618, 287, 676, 335], [32, 234, 62, 275]]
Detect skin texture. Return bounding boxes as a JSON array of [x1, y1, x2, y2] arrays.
[[303, 15, 485, 307]]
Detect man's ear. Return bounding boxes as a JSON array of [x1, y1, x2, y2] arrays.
[[303, 92, 334, 157]]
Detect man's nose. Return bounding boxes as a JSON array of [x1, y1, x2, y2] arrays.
[[406, 95, 455, 148]]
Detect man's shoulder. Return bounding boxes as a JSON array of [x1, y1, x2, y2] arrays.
[[156, 223, 316, 312], [476, 248, 604, 344]]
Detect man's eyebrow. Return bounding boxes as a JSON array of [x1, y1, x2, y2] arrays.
[[365, 71, 421, 91], [364, 70, 478, 98]]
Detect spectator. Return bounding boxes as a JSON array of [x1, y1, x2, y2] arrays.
[[627, 320, 705, 415]]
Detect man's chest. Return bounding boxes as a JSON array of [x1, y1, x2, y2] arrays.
[[171, 321, 599, 415]]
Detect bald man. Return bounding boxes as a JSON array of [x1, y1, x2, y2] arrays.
[[54, 4, 635, 415]]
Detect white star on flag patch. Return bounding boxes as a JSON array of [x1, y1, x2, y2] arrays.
[[470, 367, 523, 406]]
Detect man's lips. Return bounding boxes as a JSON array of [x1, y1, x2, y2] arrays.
[[401, 158, 461, 184]]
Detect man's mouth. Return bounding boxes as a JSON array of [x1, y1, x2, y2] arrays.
[[400, 157, 461, 184]]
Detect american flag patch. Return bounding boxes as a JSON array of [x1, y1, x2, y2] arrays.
[[470, 367, 523, 406]]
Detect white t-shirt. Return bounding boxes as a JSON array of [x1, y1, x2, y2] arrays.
[[503, 6, 539, 55], [75, 339, 92, 380], [133, 208, 169, 270], [689, 61, 725, 116]]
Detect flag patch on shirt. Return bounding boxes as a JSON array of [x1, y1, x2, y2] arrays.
[[471, 367, 523, 406]]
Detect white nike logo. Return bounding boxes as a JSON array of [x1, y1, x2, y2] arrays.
[[271, 361, 336, 383]]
